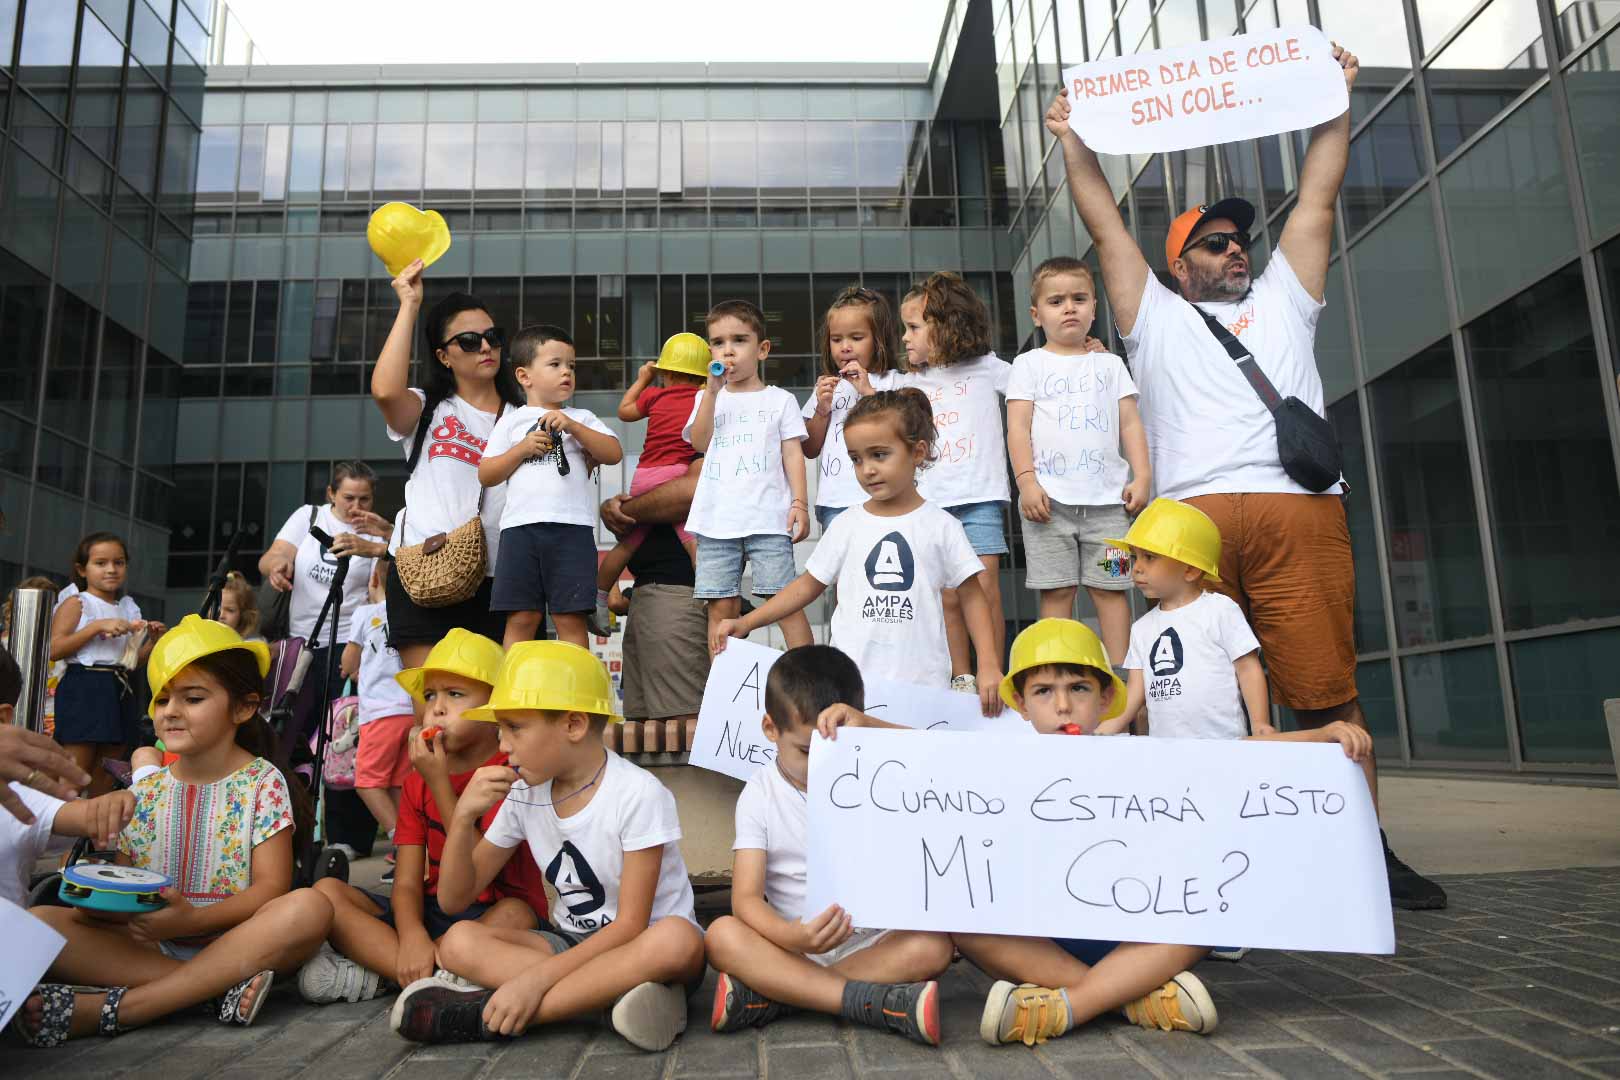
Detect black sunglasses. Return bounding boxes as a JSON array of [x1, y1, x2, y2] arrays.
[[1181, 231, 1252, 257], [440, 327, 506, 353]]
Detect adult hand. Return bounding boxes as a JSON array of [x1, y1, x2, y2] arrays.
[[392, 259, 425, 308], [1331, 43, 1360, 92], [1082, 336, 1108, 354], [0, 727, 91, 820], [599, 495, 636, 538], [1044, 87, 1077, 142], [350, 509, 395, 539], [85, 790, 137, 849], [329, 532, 381, 559], [266, 554, 295, 592]]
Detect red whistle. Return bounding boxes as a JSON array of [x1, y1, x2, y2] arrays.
[[1058, 723, 1083, 736], [421, 725, 443, 743]]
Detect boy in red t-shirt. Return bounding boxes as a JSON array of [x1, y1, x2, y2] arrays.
[[297, 630, 550, 1004], [590, 333, 709, 635]]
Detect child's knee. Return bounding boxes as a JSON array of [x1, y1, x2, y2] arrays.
[[312, 877, 355, 905], [703, 915, 747, 968], [648, 916, 705, 970], [435, 919, 487, 968], [894, 931, 954, 976]]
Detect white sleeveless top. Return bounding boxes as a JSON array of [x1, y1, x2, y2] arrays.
[[68, 592, 142, 667]]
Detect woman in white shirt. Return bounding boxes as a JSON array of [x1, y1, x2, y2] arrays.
[[370, 258, 525, 672]]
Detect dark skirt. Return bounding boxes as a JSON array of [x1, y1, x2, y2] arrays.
[[384, 568, 503, 649], [55, 665, 140, 746]]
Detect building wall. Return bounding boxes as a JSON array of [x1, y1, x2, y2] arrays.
[[979, 0, 1620, 771]]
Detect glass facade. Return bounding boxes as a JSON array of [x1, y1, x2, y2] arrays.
[[991, 0, 1620, 772]]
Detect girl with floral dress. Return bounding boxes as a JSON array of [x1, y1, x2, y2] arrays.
[[13, 617, 333, 1047]]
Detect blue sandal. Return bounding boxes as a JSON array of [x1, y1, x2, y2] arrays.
[[10, 984, 127, 1047]]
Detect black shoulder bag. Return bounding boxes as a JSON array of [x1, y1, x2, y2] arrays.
[[1194, 306, 1343, 493], [258, 505, 316, 641]]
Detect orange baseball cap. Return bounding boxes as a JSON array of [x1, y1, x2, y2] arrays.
[[1165, 197, 1257, 266]]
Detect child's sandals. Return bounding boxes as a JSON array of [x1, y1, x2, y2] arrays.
[[10, 984, 128, 1047], [216, 969, 274, 1026]]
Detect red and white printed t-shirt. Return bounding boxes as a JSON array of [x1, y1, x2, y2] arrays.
[[1122, 246, 1341, 500], [386, 390, 508, 574]]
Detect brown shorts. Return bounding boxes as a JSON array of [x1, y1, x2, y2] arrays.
[[621, 583, 710, 720], [1185, 492, 1356, 711]]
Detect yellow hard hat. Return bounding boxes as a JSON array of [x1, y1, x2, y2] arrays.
[[1000, 618, 1127, 719], [146, 615, 271, 718], [367, 202, 452, 277], [655, 332, 712, 379], [1104, 498, 1222, 581], [465, 640, 622, 723], [395, 628, 503, 703]]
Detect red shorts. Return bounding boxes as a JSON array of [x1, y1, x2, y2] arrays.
[[355, 713, 415, 789]]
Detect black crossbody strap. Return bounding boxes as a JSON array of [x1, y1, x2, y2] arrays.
[[1194, 306, 1283, 412]]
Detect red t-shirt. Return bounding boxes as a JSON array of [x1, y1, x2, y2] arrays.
[[395, 751, 549, 919], [637, 384, 701, 468]]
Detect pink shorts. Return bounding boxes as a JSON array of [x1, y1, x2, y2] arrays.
[[355, 713, 414, 789], [622, 462, 694, 548]]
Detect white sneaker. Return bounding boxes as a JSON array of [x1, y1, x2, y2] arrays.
[[610, 982, 687, 1050], [432, 967, 485, 990], [950, 674, 978, 694], [298, 945, 388, 1004], [1209, 947, 1250, 962]]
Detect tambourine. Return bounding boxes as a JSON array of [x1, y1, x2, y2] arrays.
[[58, 864, 171, 914]]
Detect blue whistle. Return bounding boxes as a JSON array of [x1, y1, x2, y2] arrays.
[[709, 360, 726, 377]]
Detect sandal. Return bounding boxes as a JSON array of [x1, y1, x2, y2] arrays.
[[217, 970, 274, 1026], [10, 984, 126, 1047]]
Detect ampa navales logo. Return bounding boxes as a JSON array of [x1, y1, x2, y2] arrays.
[[861, 531, 915, 623]]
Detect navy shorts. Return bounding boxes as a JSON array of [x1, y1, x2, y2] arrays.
[[491, 522, 598, 615], [1056, 938, 1120, 966], [364, 889, 491, 940]]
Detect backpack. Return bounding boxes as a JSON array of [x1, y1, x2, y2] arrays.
[[318, 685, 361, 790]]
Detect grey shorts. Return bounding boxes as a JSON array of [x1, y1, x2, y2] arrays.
[[622, 584, 709, 720], [1022, 502, 1134, 591], [533, 921, 707, 995]]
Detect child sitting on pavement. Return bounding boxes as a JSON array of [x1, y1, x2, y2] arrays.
[[298, 629, 547, 1005], [392, 641, 706, 1051], [706, 644, 953, 1046]]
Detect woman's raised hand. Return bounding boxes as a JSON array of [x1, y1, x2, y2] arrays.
[[391, 259, 425, 308]]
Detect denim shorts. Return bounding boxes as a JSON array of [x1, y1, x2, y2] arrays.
[[693, 533, 798, 599], [945, 500, 1009, 556], [814, 505, 847, 533]]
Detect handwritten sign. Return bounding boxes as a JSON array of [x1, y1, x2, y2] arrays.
[[805, 729, 1393, 954], [1063, 26, 1348, 154], [689, 639, 1024, 782], [0, 898, 66, 1030]]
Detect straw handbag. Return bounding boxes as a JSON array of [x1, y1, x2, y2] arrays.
[[392, 403, 501, 607]]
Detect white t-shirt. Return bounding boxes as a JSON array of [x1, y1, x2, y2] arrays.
[[0, 784, 67, 908], [805, 501, 983, 689], [1123, 247, 1341, 500], [385, 390, 510, 574], [486, 752, 697, 935], [1123, 591, 1262, 740], [274, 504, 380, 644], [683, 386, 808, 540], [1006, 347, 1139, 506], [484, 405, 619, 531], [732, 763, 811, 922], [66, 592, 142, 666], [346, 600, 412, 724], [803, 370, 901, 510], [898, 353, 1013, 508]]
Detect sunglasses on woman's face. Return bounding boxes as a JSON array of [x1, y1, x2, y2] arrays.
[[1181, 231, 1252, 257], [440, 327, 506, 353]]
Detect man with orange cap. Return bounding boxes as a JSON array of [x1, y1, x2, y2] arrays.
[[1042, 44, 1445, 912]]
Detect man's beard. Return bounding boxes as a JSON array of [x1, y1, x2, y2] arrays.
[[1184, 258, 1251, 302]]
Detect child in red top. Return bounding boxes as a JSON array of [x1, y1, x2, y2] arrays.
[[297, 630, 548, 1004], [591, 334, 709, 635]]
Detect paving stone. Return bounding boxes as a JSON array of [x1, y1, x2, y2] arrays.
[[760, 1010, 847, 1047], [564, 1049, 672, 1080], [1327, 993, 1486, 1043], [1391, 953, 1525, 988], [483, 1025, 597, 1079], [846, 1025, 944, 1071], [948, 1040, 1064, 1079], [764, 1042, 856, 1078], [1284, 1015, 1456, 1071], [1259, 960, 1378, 998], [1481, 983, 1620, 1028], [1035, 1053, 1164, 1079], [669, 1023, 761, 1077], [1246, 1045, 1382, 1078], [1430, 1036, 1601, 1079], [1361, 971, 1507, 1011], [1465, 1008, 1620, 1060], [1113, 1027, 1259, 1076]]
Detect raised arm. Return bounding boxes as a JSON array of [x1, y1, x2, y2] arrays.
[[618, 362, 658, 422], [1046, 90, 1151, 336], [688, 382, 719, 452], [370, 259, 427, 437], [1279, 45, 1359, 302]]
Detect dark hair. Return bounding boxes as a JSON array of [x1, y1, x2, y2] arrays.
[[1030, 256, 1094, 300], [765, 645, 864, 730], [1011, 661, 1112, 697], [70, 532, 129, 591], [185, 650, 315, 857], [328, 460, 376, 493], [907, 272, 992, 367], [844, 388, 939, 471], [0, 644, 20, 708], [509, 323, 575, 367], [818, 286, 903, 378], [706, 299, 768, 342], [408, 291, 524, 472]]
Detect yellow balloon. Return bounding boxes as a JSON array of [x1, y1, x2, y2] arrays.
[[367, 202, 452, 276]]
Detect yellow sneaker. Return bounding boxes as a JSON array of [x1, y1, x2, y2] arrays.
[[1122, 971, 1217, 1034], [980, 981, 1071, 1046]]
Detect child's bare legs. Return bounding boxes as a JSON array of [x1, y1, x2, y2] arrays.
[[553, 612, 589, 648], [1039, 586, 1078, 621], [25, 889, 333, 1037], [503, 610, 544, 650], [357, 787, 400, 835], [776, 609, 813, 650], [65, 742, 120, 798], [705, 916, 950, 1013], [707, 597, 741, 658], [944, 556, 1006, 678], [954, 933, 1208, 1025], [978, 556, 1005, 663], [1088, 587, 1131, 667], [436, 916, 707, 1026], [316, 880, 535, 979], [596, 536, 643, 594]]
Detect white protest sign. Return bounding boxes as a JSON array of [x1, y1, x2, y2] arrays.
[[689, 639, 1023, 782], [1063, 26, 1349, 154], [0, 897, 66, 1029], [805, 729, 1394, 954]]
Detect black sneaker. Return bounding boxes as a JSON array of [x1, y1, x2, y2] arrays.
[[1383, 830, 1447, 910], [711, 973, 788, 1032], [379, 865, 395, 885], [841, 979, 940, 1045], [390, 977, 503, 1043]]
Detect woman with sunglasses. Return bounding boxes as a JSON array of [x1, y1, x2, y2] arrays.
[[371, 258, 526, 672]]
